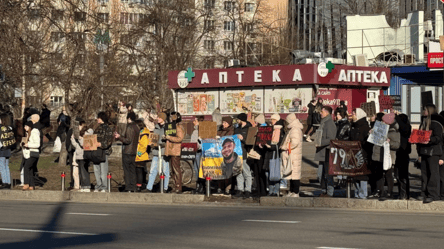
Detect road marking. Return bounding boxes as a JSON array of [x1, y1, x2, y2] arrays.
[[66, 213, 111, 216], [0, 228, 97, 236], [243, 220, 300, 224], [317, 247, 360, 249]]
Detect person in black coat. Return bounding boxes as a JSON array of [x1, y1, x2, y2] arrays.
[[335, 108, 351, 141], [394, 113, 412, 200], [304, 100, 316, 141], [40, 104, 53, 142], [417, 104, 444, 203]]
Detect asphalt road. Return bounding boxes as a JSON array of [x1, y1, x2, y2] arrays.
[[0, 200, 443, 249]]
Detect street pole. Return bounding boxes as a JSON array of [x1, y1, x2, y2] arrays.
[[100, 52, 104, 109]]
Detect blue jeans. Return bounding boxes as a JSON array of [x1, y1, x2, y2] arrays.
[[0, 157, 10, 184], [236, 159, 252, 192], [93, 156, 109, 191], [354, 181, 368, 198], [193, 152, 201, 180], [147, 156, 170, 191]]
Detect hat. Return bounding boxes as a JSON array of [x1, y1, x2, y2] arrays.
[[237, 113, 247, 122], [286, 113, 297, 124], [271, 113, 281, 121], [354, 108, 367, 121], [221, 137, 235, 147], [24, 121, 33, 129], [75, 117, 85, 123], [382, 112, 395, 125], [127, 112, 137, 122], [222, 116, 233, 125], [29, 108, 40, 116], [157, 112, 167, 122], [255, 114, 265, 124]]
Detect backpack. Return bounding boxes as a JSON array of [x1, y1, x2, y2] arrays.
[[84, 148, 106, 164]]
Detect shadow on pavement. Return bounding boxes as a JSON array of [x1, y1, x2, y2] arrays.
[[0, 202, 116, 248], [302, 156, 319, 169]]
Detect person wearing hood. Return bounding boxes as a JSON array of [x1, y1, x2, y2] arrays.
[[417, 104, 443, 203], [334, 108, 351, 189], [394, 113, 412, 200], [370, 112, 400, 200], [218, 116, 234, 137], [280, 113, 304, 197], [233, 113, 253, 199], [250, 114, 267, 197], [191, 116, 205, 194], [350, 108, 371, 199], [315, 106, 337, 197]]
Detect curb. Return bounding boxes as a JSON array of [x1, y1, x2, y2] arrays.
[[260, 197, 444, 211]]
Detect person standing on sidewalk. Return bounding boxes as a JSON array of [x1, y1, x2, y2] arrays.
[[40, 104, 53, 142], [394, 113, 412, 200], [71, 122, 93, 192], [281, 113, 304, 197], [233, 113, 253, 199], [304, 100, 316, 142], [315, 106, 336, 197], [165, 112, 185, 194], [117, 101, 128, 136], [22, 120, 40, 191], [115, 112, 139, 192], [216, 116, 235, 195], [191, 116, 205, 194], [142, 113, 170, 193], [0, 113, 15, 189], [93, 112, 114, 192]]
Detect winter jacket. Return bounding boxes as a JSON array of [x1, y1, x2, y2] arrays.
[[32, 121, 45, 152], [314, 115, 337, 162], [335, 118, 351, 141], [136, 128, 151, 162], [263, 120, 286, 171], [190, 126, 202, 150], [40, 108, 51, 127], [71, 129, 94, 160], [165, 123, 185, 157], [23, 128, 40, 159], [395, 114, 412, 154], [280, 116, 303, 180], [94, 123, 114, 154], [235, 121, 252, 158], [118, 121, 140, 155], [418, 114, 444, 157], [372, 123, 400, 163], [152, 123, 166, 156], [350, 117, 372, 160], [307, 102, 315, 126], [217, 125, 235, 137], [313, 103, 323, 126], [118, 106, 128, 124]]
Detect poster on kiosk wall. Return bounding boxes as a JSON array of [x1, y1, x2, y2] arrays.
[[220, 89, 263, 114], [177, 91, 219, 115], [264, 87, 312, 113]]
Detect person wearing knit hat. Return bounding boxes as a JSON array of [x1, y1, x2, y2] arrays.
[[270, 113, 280, 121], [237, 113, 247, 122], [255, 114, 266, 126], [222, 116, 233, 126], [352, 108, 367, 122], [233, 112, 253, 199], [157, 113, 167, 123], [382, 112, 395, 125]]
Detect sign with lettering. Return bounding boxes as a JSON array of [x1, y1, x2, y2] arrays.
[[149, 133, 159, 147], [360, 101, 376, 117], [246, 127, 258, 145], [367, 121, 389, 147], [165, 122, 177, 137], [83, 134, 98, 151], [255, 126, 273, 146], [427, 52, 444, 68], [408, 129, 432, 144], [328, 140, 371, 176], [379, 95, 400, 111], [181, 143, 198, 160], [199, 121, 218, 139]]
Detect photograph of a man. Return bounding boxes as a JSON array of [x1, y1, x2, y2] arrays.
[[220, 137, 242, 178]]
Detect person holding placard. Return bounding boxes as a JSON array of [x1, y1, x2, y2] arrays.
[[417, 105, 444, 203], [92, 112, 114, 193], [394, 113, 412, 200], [234, 113, 253, 199], [165, 112, 185, 194], [215, 116, 235, 195]]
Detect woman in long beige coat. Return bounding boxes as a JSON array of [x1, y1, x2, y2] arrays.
[[281, 113, 303, 197]]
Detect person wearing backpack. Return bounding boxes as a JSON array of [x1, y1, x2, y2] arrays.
[[92, 112, 114, 192], [0, 113, 16, 189]]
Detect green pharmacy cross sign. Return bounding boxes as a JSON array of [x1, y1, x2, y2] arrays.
[[184, 67, 195, 83], [94, 29, 111, 45], [326, 61, 335, 73]]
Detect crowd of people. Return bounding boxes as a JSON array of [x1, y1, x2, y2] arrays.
[[0, 99, 444, 204]]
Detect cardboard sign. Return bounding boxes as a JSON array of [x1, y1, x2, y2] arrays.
[[149, 133, 159, 147], [246, 127, 258, 145], [255, 126, 273, 146], [314, 129, 323, 147], [367, 121, 389, 146], [83, 134, 98, 151], [199, 121, 218, 139], [181, 143, 198, 160], [360, 101, 376, 117], [165, 122, 177, 136], [421, 91, 433, 107], [271, 128, 281, 144], [200, 136, 243, 180], [408, 129, 432, 144], [328, 140, 371, 176]]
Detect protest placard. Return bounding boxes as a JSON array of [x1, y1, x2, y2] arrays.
[[164, 122, 177, 136], [271, 128, 281, 145], [199, 121, 218, 139], [409, 129, 432, 144], [328, 140, 371, 176], [200, 135, 243, 180], [149, 133, 159, 147], [367, 121, 389, 146], [83, 134, 98, 151], [360, 101, 376, 117], [421, 91, 433, 107], [181, 143, 198, 160], [255, 126, 273, 146], [246, 127, 258, 145]]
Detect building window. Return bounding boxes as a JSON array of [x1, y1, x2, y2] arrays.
[[205, 0, 215, 9], [50, 96, 64, 108], [204, 40, 215, 50], [74, 12, 86, 22], [224, 21, 235, 31], [98, 0, 109, 3], [98, 13, 109, 23], [121, 0, 129, 2], [51, 32, 65, 42], [245, 3, 254, 12], [51, 10, 63, 21], [121, 13, 138, 24], [224, 1, 234, 11], [204, 20, 215, 31], [224, 41, 233, 50], [244, 23, 253, 32]]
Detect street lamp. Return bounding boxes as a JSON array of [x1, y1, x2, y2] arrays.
[[93, 29, 111, 109]]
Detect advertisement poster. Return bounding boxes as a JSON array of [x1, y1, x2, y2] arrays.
[[200, 135, 243, 180], [220, 90, 263, 114], [316, 88, 352, 113], [328, 140, 371, 176], [265, 87, 312, 113], [177, 91, 218, 115]]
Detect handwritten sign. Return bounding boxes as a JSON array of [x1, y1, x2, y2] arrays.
[[181, 143, 198, 160], [367, 121, 389, 146], [409, 129, 432, 144], [246, 127, 258, 145], [328, 140, 371, 176], [360, 101, 376, 117], [83, 134, 98, 151], [149, 133, 159, 147], [199, 121, 217, 139], [271, 128, 281, 144], [255, 126, 273, 146], [379, 95, 395, 111], [165, 122, 177, 136]]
